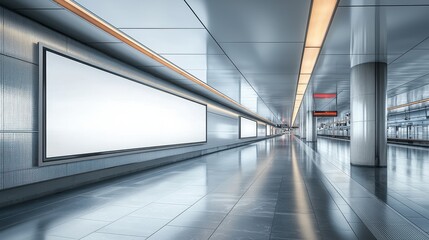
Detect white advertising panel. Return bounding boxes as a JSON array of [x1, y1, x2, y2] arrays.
[[42, 48, 207, 161], [240, 117, 257, 138]]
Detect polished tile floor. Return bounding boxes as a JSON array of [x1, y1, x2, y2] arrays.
[[0, 136, 428, 239]]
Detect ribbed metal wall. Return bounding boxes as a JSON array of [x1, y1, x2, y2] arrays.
[[0, 7, 271, 190]]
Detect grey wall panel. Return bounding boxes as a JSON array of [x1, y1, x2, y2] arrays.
[[0, 56, 3, 130], [258, 123, 266, 137], [3, 133, 36, 172], [0, 8, 3, 54], [0, 7, 2, 189], [65, 40, 127, 72], [3, 164, 68, 189], [3, 10, 67, 64], [207, 112, 238, 140], [0, 7, 273, 191], [0, 133, 3, 190], [3, 57, 37, 131]]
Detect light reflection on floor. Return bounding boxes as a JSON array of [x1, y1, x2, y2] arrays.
[[2, 136, 428, 239], [316, 137, 429, 234]]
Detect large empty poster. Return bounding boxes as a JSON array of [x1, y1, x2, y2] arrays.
[[41, 48, 207, 162], [240, 117, 257, 138]]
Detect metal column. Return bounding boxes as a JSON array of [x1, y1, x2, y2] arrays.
[[350, 6, 387, 167], [305, 94, 317, 142]]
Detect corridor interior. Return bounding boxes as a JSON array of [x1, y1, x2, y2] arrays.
[[0, 136, 428, 240]]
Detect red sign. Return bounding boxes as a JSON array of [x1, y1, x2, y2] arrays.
[[313, 111, 337, 117], [313, 93, 337, 99]]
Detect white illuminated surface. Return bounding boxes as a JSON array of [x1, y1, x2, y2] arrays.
[[45, 50, 206, 159], [240, 117, 257, 138], [266, 125, 271, 136]]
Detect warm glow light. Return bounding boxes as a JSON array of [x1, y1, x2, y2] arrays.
[[291, 0, 338, 126], [300, 48, 320, 74], [313, 111, 338, 117], [387, 97, 429, 111], [53, 0, 275, 124], [297, 84, 307, 95], [306, 0, 338, 47], [298, 74, 311, 84], [313, 93, 337, 98]]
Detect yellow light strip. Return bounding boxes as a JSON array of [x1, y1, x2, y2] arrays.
[[291, 0, 338, 126], [300, 48, 320, 74], [387, 97, 429, 111], [53, 0, 275, 124], [305, 0, 338, 47]]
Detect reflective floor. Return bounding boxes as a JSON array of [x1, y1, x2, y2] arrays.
[[0, 136, 428, 239], [316, 137, 429, 238]]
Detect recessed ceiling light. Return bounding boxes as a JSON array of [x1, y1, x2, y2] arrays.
[[300, 48, 320, 74], [291, 0, 338, 126]]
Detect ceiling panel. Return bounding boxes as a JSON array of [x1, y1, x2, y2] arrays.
[[185, 0, 311, 43], [415, 39, 429, 50], [322, 6, 429, 56], [220, 43, 303, 74], [121, 29, 222, 55], [243, 74, 297, 106], [75, 0, 203, 28]]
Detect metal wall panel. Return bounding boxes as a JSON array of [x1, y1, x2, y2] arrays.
[[18, 9, 121, 44], [207, 112, 239, 143], [3, 57, 37, 131], [3, 10, 66, 64], [0, 56, 3, 131], [258, 123, 266, 137], [3, 164, 68, 189], [0, 7, 274, 190], [3, 133, 36, 172], [0, 0, 61, 9], [0, 133, 2, 189], [0, 7, 3, 190], [0, 7, 3, 54]]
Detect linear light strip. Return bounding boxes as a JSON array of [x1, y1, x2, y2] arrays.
[[387, 97, 429, 111], [291, 0, 338, 126], [53, 0, 275, 124]]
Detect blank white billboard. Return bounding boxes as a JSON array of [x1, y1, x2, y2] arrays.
[[240, 117, 257, 138], [41, 48, 206, 162]]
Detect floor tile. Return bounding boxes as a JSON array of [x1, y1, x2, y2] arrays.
[[46, 219, 108, 239], [82, 232, 147, 240], [230, 198, 277, 217], [147, 226, 213, 240], [217, 215, 273, 234], [168, 211, 226, 229], [130, 203, 189, 220], [98, 217, 169, 237], [2, 137, 429, 240], [79, 205, 138, 222], [210, 229, 270, 240]]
